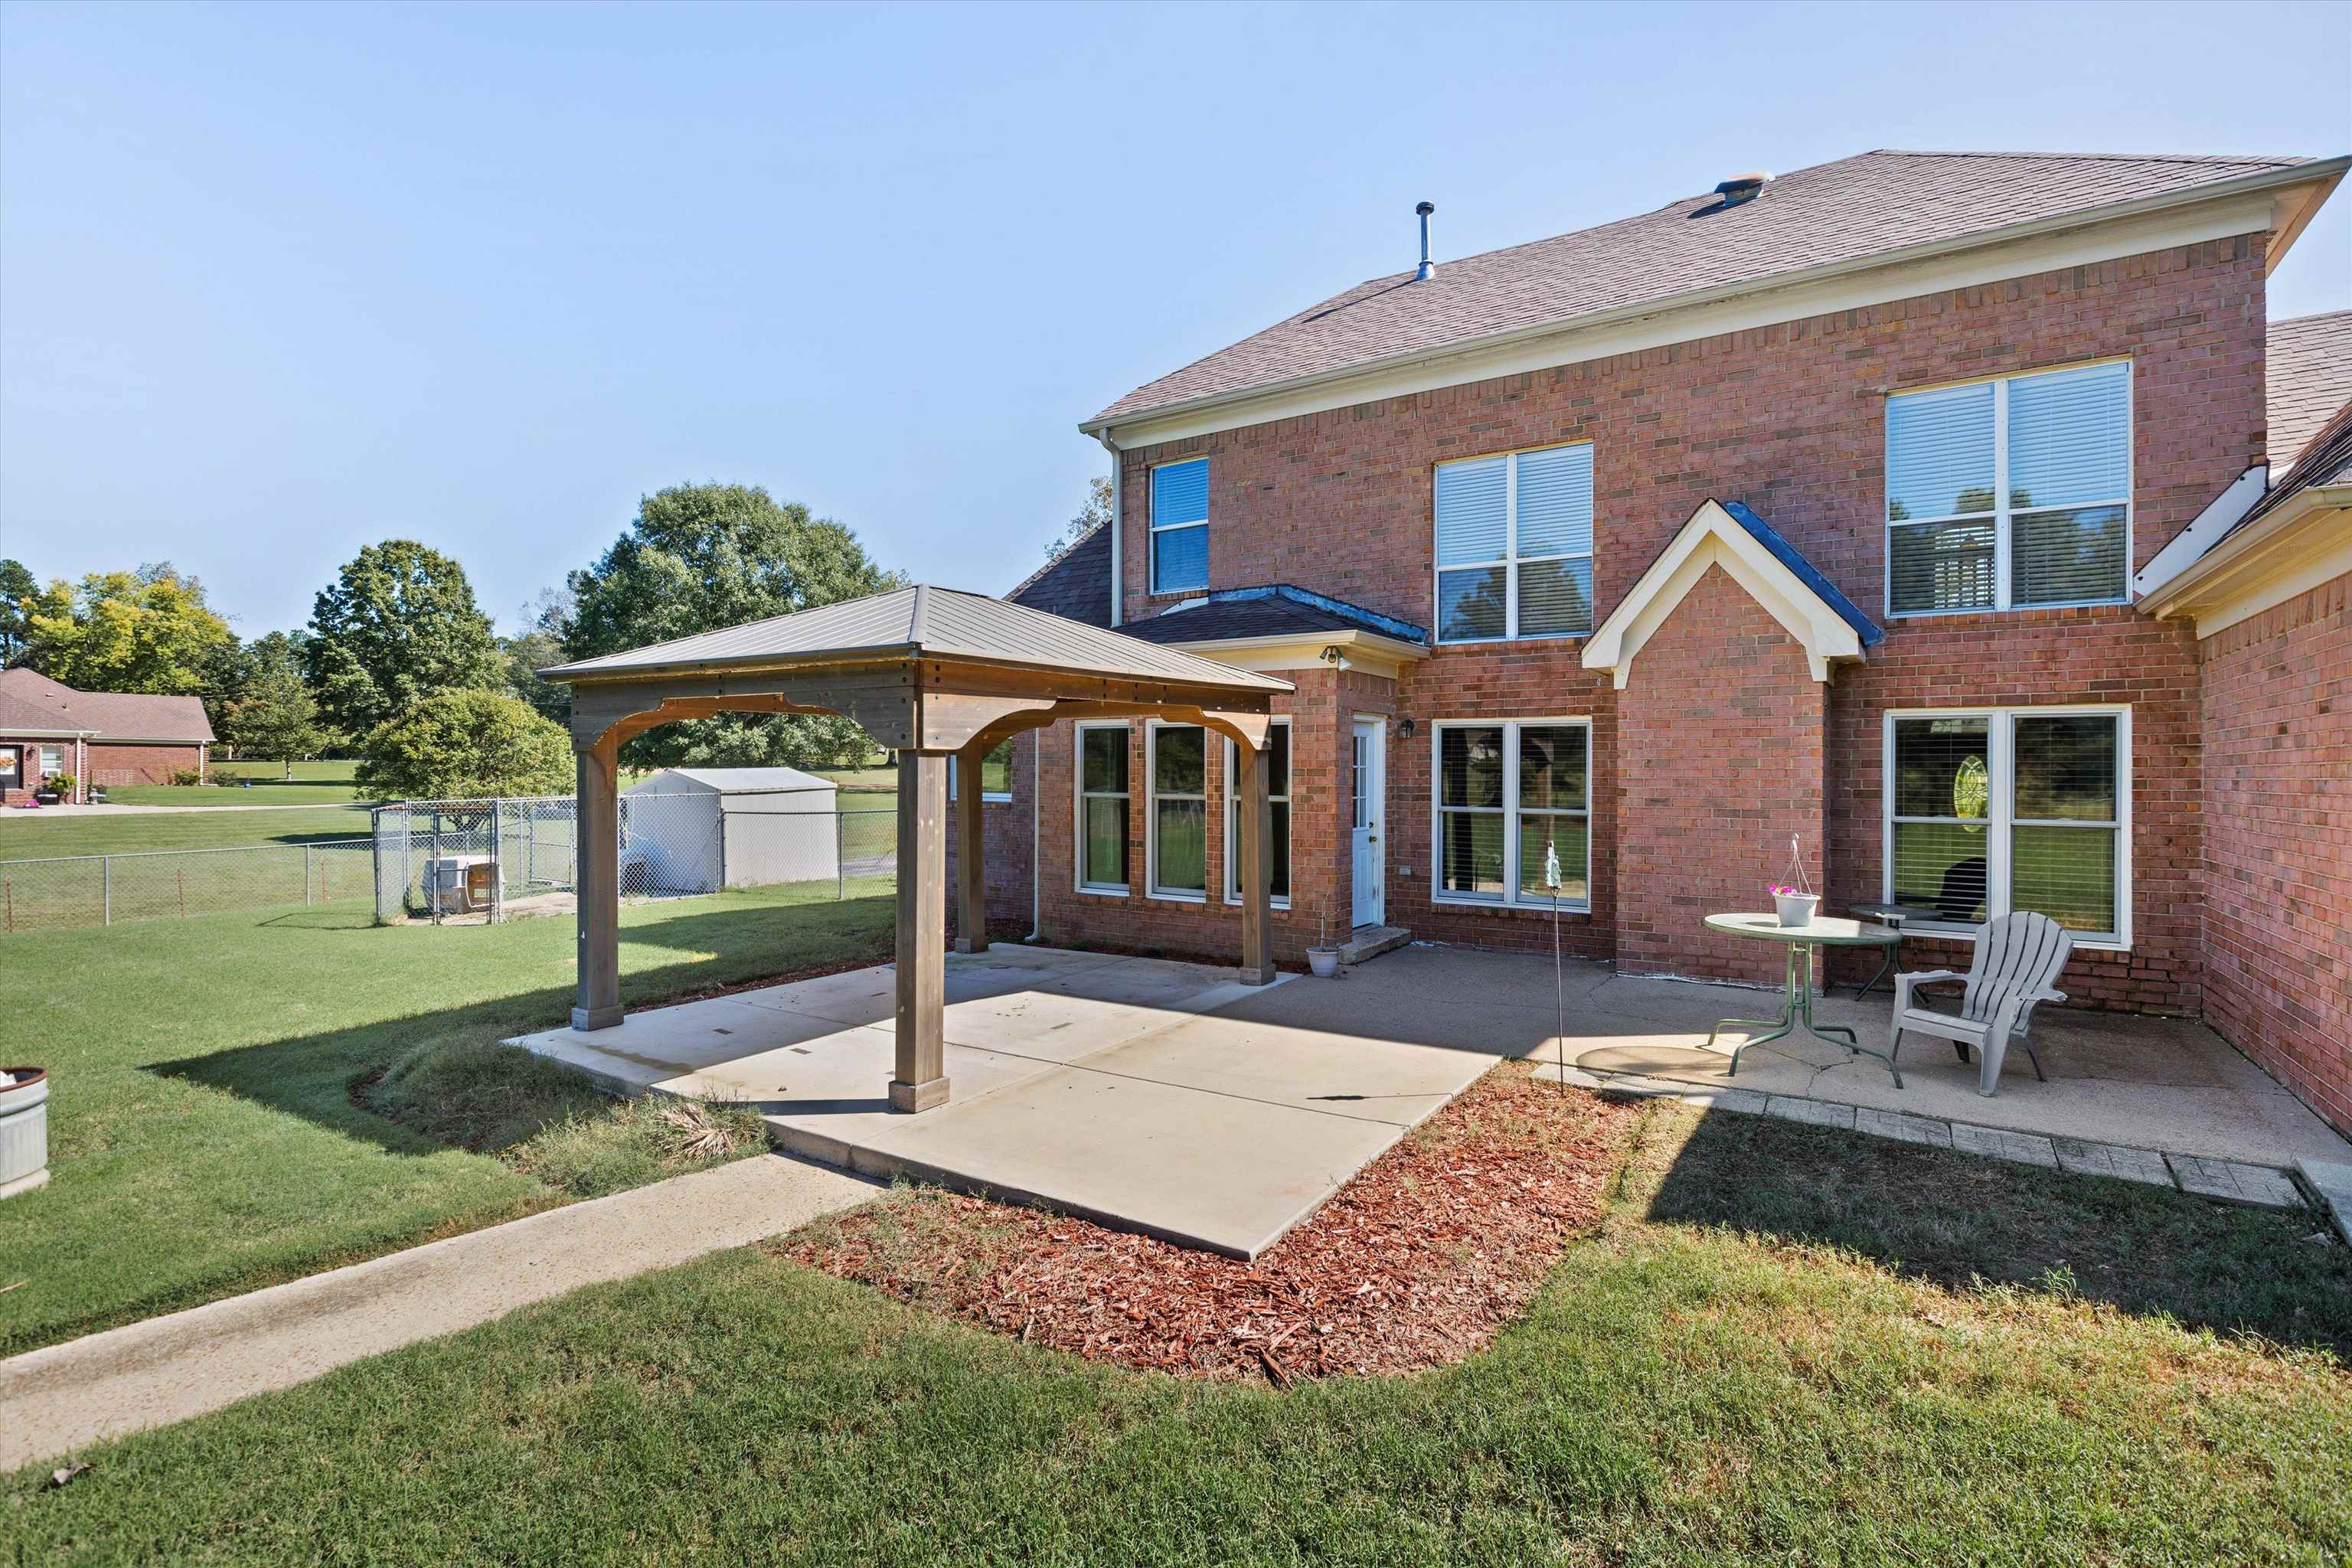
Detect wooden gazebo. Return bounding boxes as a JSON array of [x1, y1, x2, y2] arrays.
[[540, 585, 1293, 1112]]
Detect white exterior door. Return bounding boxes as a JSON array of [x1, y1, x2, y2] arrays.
[[1350, 719, 1385, 927]]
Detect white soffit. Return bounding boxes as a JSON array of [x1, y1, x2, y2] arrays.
[[1583, 501, 1867, 687]]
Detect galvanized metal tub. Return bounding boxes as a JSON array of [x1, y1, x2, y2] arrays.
[[0, 1068, 49, 1198]]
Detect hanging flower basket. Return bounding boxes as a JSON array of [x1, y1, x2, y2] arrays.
[[1770, 835, 1818, 927]]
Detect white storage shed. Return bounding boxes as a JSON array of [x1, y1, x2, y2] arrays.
[[621, 766, 840, 893]]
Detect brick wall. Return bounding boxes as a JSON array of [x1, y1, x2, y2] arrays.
[[2198, 573, 2352, 1132], [946, 730, 1040, 949], [1096, 234, 2267, 1009], [83, 742, 206, 789], [1615, 564, 1828, 984]]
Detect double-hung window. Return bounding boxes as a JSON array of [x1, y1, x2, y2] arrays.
[[1148, 722, 1207, 900], [1433, 720, 1589, 910], [1223, 720, 1291, 907], [949, 738, 1014, 803], [1886, 361, 2131, 615], [1434, 443, 1594, 642], [1885, 707, 2129, 945], [1076, 724, 1129, 892], [1151, 458, 1209, 595]]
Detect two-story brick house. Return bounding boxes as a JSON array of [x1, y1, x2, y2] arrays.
[[949, 150, 2351, 1129]]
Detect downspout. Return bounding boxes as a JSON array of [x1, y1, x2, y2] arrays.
[[1096, 431, 1123, 627], [1027, 727, 1040, 942]]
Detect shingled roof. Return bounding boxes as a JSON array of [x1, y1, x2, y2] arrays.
[[0, 668, 214, 742], [1116, 585, 1427, 648], [1005, 523, 1113, 628], [2268, 309, 2352, 469], [1091, 151, 2331, 428]]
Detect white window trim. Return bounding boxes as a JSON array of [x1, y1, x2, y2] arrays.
[[1880, 704, 2132, 950], [949, 746, 1014, 804], [1429, 717, 1593, 912], [1432, 440, 1596, 646], [1149, 456, 1209, 596], [1222, 717, 1292, 910], [1145, 719, 1208, 903], [1073, 721, 1130, 896], [1883, 358, 2134, 619]]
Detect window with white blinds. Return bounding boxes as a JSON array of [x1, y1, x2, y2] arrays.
[[1883, 707, 2129, 946], [1886, 361, 2130, 615], [1434, 443, 1595, 642], [1151, 459, 1209, 595]]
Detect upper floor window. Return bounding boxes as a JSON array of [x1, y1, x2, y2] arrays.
[[1434, 443, 1594, 642], [1886, 361, 2131, 616], [1151, 459, 1209, 594]]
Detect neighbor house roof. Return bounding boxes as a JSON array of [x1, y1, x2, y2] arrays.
[[0, 668, 215, 742], [1090, 150, 2339, 430], [541, 583, 1290, 694], [1005, 523, 1114, 629], [1116, 585, 1428, 648], [2267, 309, 2352, 467]]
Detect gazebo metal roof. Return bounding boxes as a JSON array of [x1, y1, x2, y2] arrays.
[[542, 583, 1289, 694]]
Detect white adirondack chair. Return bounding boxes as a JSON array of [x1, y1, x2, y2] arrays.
[[1890, 910, 2073, 1096]]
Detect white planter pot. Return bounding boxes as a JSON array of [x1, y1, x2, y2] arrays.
[[0, 1068, 50, 1199], [1773, 893, 1820, 929], [1306, 948, 1341, 978]]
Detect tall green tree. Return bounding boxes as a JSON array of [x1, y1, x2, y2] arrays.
[[354, 688, 573, 801], [0, 559, 37, 666], [305, 541, 504, 737], [217, 668, 325, 775], [1045, 475, 1113, 561], [502, 586, 573, 724], [22, 563, 234, 693], [561, 484, 899, 768]]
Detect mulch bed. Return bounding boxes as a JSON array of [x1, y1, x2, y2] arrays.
[[776, 1063, 1641, 1383]]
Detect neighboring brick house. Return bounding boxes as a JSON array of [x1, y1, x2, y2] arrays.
[[947, 150, 2350, 1131], [0, 667, 214, 802]]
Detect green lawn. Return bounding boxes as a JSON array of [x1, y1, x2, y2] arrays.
[[0, 881, 896, 1354], [10, 1099, 2346, 1563], [105, 760, 369, 808], [0, 804, 374, 860]]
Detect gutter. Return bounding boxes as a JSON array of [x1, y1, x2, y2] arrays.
[[1096, 430, 1122, 627], [1079, 155, 2350, 442]]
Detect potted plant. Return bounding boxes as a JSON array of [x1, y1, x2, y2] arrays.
[[0, 1066, 49, 1199], [1307, 903, 1341, 978], [1772, 834, 1818, 927], [33, 773, 64, 805]]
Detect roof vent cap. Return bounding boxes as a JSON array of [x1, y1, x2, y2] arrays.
[[1413, 201, 1436, 281], [1713, 171, 1773, 207]]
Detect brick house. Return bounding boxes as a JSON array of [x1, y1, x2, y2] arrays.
[[948, 151, 2352, 1134], [0, 667, 214, 802]]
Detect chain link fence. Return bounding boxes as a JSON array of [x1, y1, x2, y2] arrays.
[[0, 838, 377, 933], [370, 793, 896, 924], [0, 795, 895, 936]]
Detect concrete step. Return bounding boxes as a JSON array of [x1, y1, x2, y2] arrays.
[[1338, 925, 1411, 965]]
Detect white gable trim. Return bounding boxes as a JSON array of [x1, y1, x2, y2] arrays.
[[1583, 501, 1867, 688]]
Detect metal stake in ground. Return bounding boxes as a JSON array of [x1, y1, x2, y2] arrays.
[[1544, 837, 1565, 1092]]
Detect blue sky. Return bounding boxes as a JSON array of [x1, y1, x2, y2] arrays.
[[2, 0, 2347, 641]]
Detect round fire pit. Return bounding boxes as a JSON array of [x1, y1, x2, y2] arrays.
[[1, 1067, 50, 1199]]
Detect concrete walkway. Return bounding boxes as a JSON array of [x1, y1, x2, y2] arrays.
[[0, 1152, 877, 1472]]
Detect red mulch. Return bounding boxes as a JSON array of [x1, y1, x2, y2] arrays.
[[775, 1063, 1640, 1383]]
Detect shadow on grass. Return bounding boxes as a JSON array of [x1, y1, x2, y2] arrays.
[[1641, 1105, 2352, 1359], [152, 895, 897, 1160]]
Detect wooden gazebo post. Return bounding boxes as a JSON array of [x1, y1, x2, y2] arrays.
[[893, 747, 951, 1111], [571, 734, 624, 1031]]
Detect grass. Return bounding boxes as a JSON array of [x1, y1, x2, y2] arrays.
[[103, 759, 369, 808], [0, 879, 897, 1354], [0, 803, 373, 859], [8, 1098, 2345, 1563]]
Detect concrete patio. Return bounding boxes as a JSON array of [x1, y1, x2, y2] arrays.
[[510, 942, 2350, 1256]]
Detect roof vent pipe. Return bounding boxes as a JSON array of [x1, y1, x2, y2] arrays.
[[1713, 171, 1773, 207], [1413, 201, 1436, 281]]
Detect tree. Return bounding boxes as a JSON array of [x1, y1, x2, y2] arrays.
[[561, 484, 900, 769], [305, 541, 505, 738], [22, 563, 234, 694], [0, 559, 36, 665], [354, 689, 573, 801], [1046, 475, 1113, 561], [502, 586, 573, 724]]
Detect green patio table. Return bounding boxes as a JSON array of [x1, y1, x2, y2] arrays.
[[1702, 912, 1904, 1086]]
